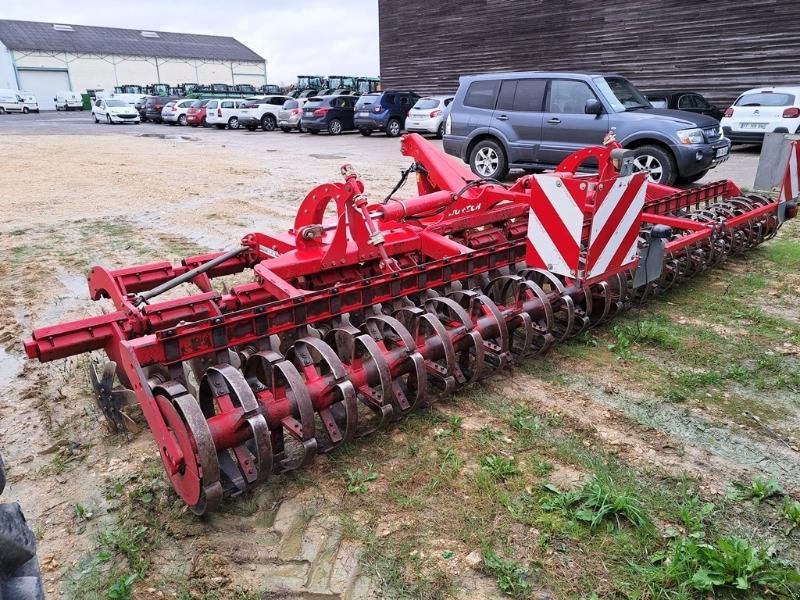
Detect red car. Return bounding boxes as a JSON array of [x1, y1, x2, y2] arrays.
[[186, 99, 210, 127]]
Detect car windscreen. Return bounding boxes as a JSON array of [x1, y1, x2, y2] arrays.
[[355, 94, 380, 109], [648, 99, 668, 108], [594, 76, 651, 111], [735, 92, 794, 107], [304, 99, 325, 109], [414, 98, 440, 110], [106, 99, 127, 107], [282, 100, 299, 109]]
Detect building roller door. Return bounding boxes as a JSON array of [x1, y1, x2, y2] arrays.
[[17, 69, 70, 111]]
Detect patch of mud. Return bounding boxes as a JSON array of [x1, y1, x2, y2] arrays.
[[497, 375, 800, 495]]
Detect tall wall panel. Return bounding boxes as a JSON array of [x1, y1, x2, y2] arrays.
[[378, 1, 800, 105]]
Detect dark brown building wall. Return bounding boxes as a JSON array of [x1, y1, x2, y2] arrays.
[[378, 1, 800, 106]]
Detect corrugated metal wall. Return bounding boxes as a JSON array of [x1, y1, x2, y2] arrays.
[[378, 0, 800, 106]]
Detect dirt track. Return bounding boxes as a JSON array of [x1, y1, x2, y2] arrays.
[[0, 115, 796, 599]]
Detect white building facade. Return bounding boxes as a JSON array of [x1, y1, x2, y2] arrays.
[[0, 20, 266, 110]]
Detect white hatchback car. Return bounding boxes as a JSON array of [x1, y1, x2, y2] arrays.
[[161, 98, 196, 125], [92, 98, 141, 124], [205, 98, 244, 129], [721, 86, 800, 144], [405, 95, 454, 138]]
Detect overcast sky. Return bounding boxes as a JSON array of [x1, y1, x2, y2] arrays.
[[1, 0, 380, 85]]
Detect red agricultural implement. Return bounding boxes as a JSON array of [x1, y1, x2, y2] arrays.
[[24, 134, 798, 514]]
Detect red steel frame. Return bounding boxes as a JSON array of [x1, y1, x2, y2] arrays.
[[23, 134, 793, 514]]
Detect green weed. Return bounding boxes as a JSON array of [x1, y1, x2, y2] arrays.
[[541, 472, 649, 530], [638, 535, 800, 596], [346, 464, 378, 494], [482, 549, 533, 598], [731, 476, 783, 504], [480, 455, 520, 482], [478, 426, 504, 445], [782, 498, 800, 533]]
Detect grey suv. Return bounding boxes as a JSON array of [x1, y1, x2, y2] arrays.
[[443, 72, 731, 185]]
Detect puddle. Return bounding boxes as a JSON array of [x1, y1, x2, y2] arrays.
[[309, 153, 346, 160], [137, 133, 198, 141], [0, 346, 24, 392]]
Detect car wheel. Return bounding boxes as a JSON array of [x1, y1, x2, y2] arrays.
[[435, 122, 445, 139], [469, 139, 508, 180], [201, 117, 207, 127], [309, 129, 319, 135], [93, 113, 99, 123], [630, 145, 676, 185], [261, 114, 277, 132], [178, 114, 187, 126], [676, 169, 709, 185], [106, 114, 112, 125], [280, 127, 291, 133], [328, 119, 343, 135], [359, 129, 371, 136], [297, 122, 305, 133], [22, 107, 29, 114], [0, 107, 4, 114], [386, 118, 401, 137], [228, 116, 240, 129]]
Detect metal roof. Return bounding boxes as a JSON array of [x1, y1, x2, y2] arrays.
[[0, 19, 263, 62]]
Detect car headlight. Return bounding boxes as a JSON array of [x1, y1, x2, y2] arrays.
[[676, 128, 704, 144]]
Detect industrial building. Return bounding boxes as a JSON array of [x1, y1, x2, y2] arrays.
[[378, 0, 800, 105], [0, 19, 266, 110]]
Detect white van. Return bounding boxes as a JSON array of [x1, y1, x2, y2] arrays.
[[55, 91, 83, 111], [18, 92, 39, 113], [0, 93, 29, 114]]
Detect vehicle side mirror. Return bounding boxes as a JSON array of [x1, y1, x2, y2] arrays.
[[585, 99, 603, 116]]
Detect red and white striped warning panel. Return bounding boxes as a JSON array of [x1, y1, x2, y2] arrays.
[[779, 140, 800, 204], [584, 172, 648, 279], [525, 175, 586, 278]]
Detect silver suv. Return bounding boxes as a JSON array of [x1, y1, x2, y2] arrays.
[[443, 72, 730, 185]]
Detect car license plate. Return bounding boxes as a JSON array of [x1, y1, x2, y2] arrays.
[[357, 111, 368, 117], [715, 147, 729, 158], [740, 122, 766, 130]]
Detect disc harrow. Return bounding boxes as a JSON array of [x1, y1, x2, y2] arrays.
[[24, 134, 798, 514]]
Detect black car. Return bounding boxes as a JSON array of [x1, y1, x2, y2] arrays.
[[645, 91, 724, 121], [443, 72, 730, 185], [144, 95, 180, 123], [301, 95, 358, 135], [354, 90, 420, 137]]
